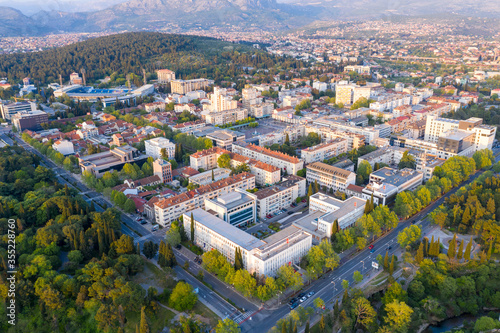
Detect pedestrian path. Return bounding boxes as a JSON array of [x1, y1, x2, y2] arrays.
[[232, 311, 252, 324]]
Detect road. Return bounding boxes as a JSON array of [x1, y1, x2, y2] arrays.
[[8, 128, 500, 332], [239, 161, 499, 333]]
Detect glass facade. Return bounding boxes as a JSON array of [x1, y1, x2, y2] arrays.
[[229, 207, 254, 226]]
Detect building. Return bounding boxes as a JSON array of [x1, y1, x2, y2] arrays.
[[204, 189, 257, 227], [184, 208, 312, 276], [232, 142, 304, 175], [362, 167, 423, 205], [52, 140, 74, 155], [124, 175, 162, 191], [293, 193, 366, 241], [345, 65, 370, 75], [335, 84, 356, 105], [171, 120, 207, 134], [153, 159, 173, 183], [144, 102, 166, 112], [11, 110, 48, 131], [145, 137, 175, 160], [249, 103, 273, 118], [204, 108, 248, 126], [206, 130, 245, 151], [157, 69, 175, 83], [79, 145, 143, 178], [171, 79, 213, 94], [416, 153, 445, 181], [153, 173, 255, 226], [357, 146, 408, 169], [112, 133, 124, 147], [247, 175, 306, 220], [0, 101, 36, 120], [210, 87, 238, 112], [188, 168, 231, 186], [300, 138, 348, 164], [306, 162, 356, 193], [424, 115, 497, 151]]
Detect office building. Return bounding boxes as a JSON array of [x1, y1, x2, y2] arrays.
[[0, 101, 36, 120], [157, 69, 176, 83], [153, 159, 173, 183], [171, 79, 213, 94], [204, 108, 248, 126], [293, 193, 366, 241], [206, 130, 245, 151], [11, 110, 48, 131], [424, 115, 496, 151], [79, 145, 143, 178], [300, 138, 348, 164], [154, 173, 255, 226], [362, 167, 423, 205], [204, 189, 257, 227], [210, 87, 238, 112], [306, 162, 356, 193], [145, 137, 175, 160], [247, 175, 306, 220], [232, 142, 304, 175], [184, 209, 312, 276]]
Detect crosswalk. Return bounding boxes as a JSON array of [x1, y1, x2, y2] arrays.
[[231, 311, 253, 324]]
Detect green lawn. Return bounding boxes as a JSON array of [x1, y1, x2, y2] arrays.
[[192, 301, 221, 328], [124, 306, 175, 333]]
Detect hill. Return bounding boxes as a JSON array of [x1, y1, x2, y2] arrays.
[[0, 32, 303, 85]]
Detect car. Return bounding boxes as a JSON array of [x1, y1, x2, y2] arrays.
[[307, 291, 315, 298], [290, 204, 295, 208], [298, 293, 305, 298], [152, 225, 159, 231], [289, 302, 298, 309], [140, 220, 147, 225], [299, 296, 307, 303], [283, 209, 287, 212], [135, 217, 141, 221], [370, 249, 376, 253], [288, 211, 293, 215], [175, 244, 182, 250], [302, 199, 307, 203], [368, 245, 374, 250], [388, 246, 392, 250]]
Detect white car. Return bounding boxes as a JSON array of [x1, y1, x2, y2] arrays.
[[299, 296, 307, 303]]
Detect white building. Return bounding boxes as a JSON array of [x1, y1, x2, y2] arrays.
[[210, 87, 238, 112], [145, 137, 175, 160], [184, 208, 312, 277], [301, 138, 348, 164], [204, 189, 256, 227], [188, 168, 231, 186], [0, 101, 36, 120], [306, 162, 356, 193], [424, 115, 497, 151], [157, 69, 176, 83], [52, 140, 74, 155], [204, 108, 248, 126], [248, 175, 306, 220]]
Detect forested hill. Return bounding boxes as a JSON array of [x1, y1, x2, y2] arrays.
[[0, 32, 298, 86]]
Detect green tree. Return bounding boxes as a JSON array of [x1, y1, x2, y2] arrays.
[[190, 212, 195, 242], [314, 180, 319, 193], [415, 242, 424, 264], [314, 297, 325, 310], [169, 281, 197, 311], [307, 183, 313, 201], [398, 151, 417, 169], [384, 251, 389, 270], [397, 225, 422, 248], [384, 300, 413, 333], [448, 234, 457, 259], [474, 316, 498, 333], [124, 198, 136, 213], [357, 161, 372, 185], [353, 297, 376, 329], [457, 240, 464, 260], [142, 241, 158, 259], [218, 153, 231, 168], [140, 306, 149, 333], [353, 270, 363, 284], [215, 319, 240, 333], [389, 255, 395, 276]]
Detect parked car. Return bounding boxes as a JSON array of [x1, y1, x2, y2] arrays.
[[307, 291, 315, 298], [299, 296, 307, 303], [368, 245, 374, 249], [175, 244, 182, 250], [298, 293, 305, 298], [152, 225, 159, 231], [289, 302, 299, 309], [283, 209, 287, 212], [288, 212, 293, 215], [140, 220, 147, 225], [370, 248, 376, 253]]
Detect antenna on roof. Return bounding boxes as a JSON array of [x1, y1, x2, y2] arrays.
[[80, 68, 86, 86]]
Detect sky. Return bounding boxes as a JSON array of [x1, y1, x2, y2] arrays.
[[0, 0, 128, 15]]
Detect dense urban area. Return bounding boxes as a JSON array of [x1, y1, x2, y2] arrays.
[[0, 19, 500, 333]]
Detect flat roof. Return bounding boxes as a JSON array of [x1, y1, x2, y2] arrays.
[[187, 208, 264, 251], [370, 167, 422, 187]]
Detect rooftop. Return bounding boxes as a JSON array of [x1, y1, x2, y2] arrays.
[[370, 167, 422, 187], [236, 142, 301, 164], [187, 208, 264, 251], [306, 162, 354, 179]]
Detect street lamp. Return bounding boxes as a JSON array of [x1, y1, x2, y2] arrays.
[[361, 260, 365, 272]]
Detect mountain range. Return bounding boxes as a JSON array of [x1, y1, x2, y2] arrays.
[[1, 0, 500, 37]]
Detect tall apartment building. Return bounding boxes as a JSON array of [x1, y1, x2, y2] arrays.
[[306, 162, 356, 193], [242, 87, 260, 109], [184, 208, 312, 277], [153, 159, 172, 183], [335, 84, 356, 105], [171, 79, 213, 94], [205, 108, 248, 126], [232, 142, 304, 175], [11, 110, 48, 131], [300, 138, 348, 164], [145, 137, 175, 160], [153, 173, 255, 226], [210, 87, 238, 112], [247, 175, 306, 220], [424, 115, 497, 151], [0, 101, 36, 120], [157, 69, 176, 83]]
